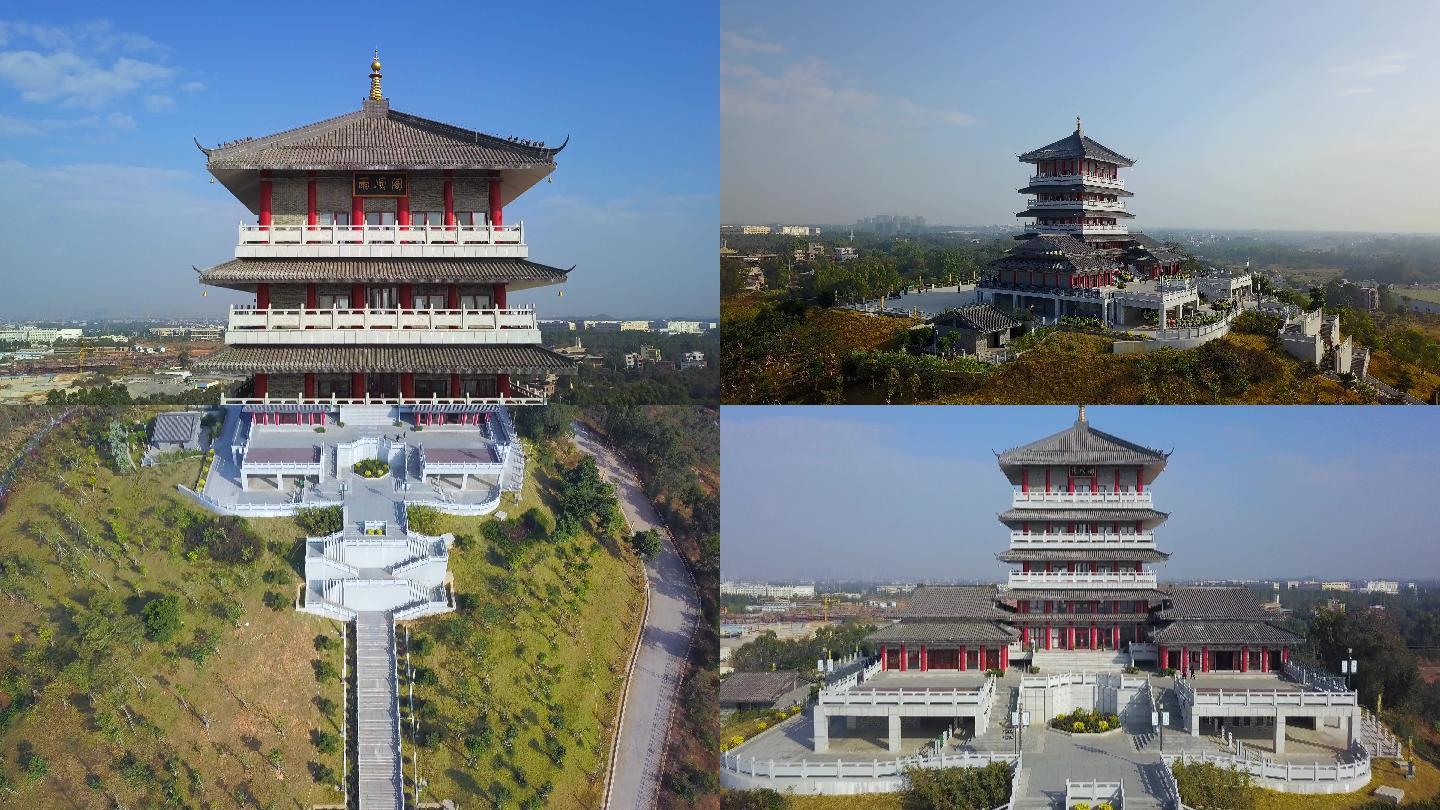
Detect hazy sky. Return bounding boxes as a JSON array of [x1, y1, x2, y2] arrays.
[[0, 4, 716, 321], [721, 1, 1440, 233], [721, 406, 1440, 582]]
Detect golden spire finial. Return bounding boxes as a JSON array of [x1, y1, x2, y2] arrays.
[[369, 49, 383, 101], [1075, 115, 1083, 135], [1077, 404, 1087, 424]]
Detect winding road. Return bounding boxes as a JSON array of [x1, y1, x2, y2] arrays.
[[573, 422, 701, 810]]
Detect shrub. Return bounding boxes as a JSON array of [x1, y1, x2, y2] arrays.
[[720, 789, 787, 810], [1171, 761, 1256, 809], [295, 505, 343, 535], [903, 761, 1013, 810], [406, 505, 444, 535], [353, 458, 389, 478], [142, 595, 183, 643], [313, 730, 340, 755], [313, 659, 339, 683], [629, 529, 663, 560], [314, 634, 338, 652], [308, 762, 337, 784]]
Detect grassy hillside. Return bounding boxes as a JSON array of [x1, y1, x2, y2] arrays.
[[398, 440, 645, 809], [0, 408, 342, 808]]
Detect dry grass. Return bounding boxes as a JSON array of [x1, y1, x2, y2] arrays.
[[1251, 756, 1440, 809], [0, 409, 341, 808]]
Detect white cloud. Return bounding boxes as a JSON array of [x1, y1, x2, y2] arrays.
[[1336, 85, 1375, 97], [722, 55, 975, 130], [1327, 52, 1412, 78], [0, 50, 174, 108], [179, 80, 205, 92], [0, 20, 162, 55], [0, 109, 135, 135], [143, 93, 173, 112], [721, 31, 785, 54]]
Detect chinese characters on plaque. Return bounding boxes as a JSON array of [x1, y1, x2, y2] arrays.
[[353, 172, 407, 197]]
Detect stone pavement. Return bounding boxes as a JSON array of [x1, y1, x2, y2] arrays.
[[355, 611, 402, 810]]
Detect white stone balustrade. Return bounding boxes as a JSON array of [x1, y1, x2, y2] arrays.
[[226, 305, 540, 345], [1027, 222, 1129, 235], [1006, 570, 1158, 589], [1011, 488, 1153, 508], [1029, 174, 1126, 190], [1026, 199, 1128, 212], [237, 222, 525, 258], [1009, 530, 1155, 547]]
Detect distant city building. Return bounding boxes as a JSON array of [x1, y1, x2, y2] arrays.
[[619, 320, 651, 332], [855, 214, 926, 235], [834, 246, 858, 262], [552, 339, 606, 367], [623, 344, 663, 369], [721, 225, 773, 235], [585, 320, 623, 332], [874, 584, 916, 594], [779, 225, 813, 237], [662, 320, 702, 334], [0, 327, 83, 344], [1320, 581, 1351, 591], [679, 350, 707, 369], [539, 319, 577, 331], [720, 582, 818, 599], [1363, 580, 1399, 595]]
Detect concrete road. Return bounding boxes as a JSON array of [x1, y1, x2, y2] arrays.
[[573, 422, 701, 810]]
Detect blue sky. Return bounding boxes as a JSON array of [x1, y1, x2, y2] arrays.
[[0, 3, 716, 321], [721, 406, 1440, 582], [721, 1, 1440, 232]]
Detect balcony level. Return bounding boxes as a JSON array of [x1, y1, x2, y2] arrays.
[[223, 387, 546, 408], [1028, 174, 1126, 190], [1025, 222, 1130, 235], [1009, 531, 1155, 548], [1026, 199, 1127, 212], [236, 222, 527, 259], [1011, 489, 1153, 509], [226, 305, 540, 345], [1006, 570, 1158, 589]]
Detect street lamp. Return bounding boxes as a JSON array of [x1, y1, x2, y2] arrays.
[[1010, 710, 1030, 756], [1342, 647, 1358, 691], [1153, 710, 1170, 753]]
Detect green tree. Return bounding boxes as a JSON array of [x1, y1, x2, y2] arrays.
[[630, 529, 663, 560], [903, 762, 1014, 810], [721, 257, 747, 298], [142, 594, 183, 643], [313, 730, 340, 755]]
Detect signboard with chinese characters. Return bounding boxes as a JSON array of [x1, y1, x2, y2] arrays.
[[353, 172, 408, 197], [1068, 465, 1096, 477]]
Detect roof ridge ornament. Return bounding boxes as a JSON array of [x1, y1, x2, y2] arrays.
[[369, 49, 383, 101], [1076, 115, 1083, 136], [1077, 404, 1086, 424]]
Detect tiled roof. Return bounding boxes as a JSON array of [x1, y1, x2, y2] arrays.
[[193, 344, 577, 375], [1151, 620, 1302, 646], [1018, 208, 1134, 219], [198, 258, 570, 288], [995, 548, 1170, 563], [928, 303, 1020, 333], [1155, 587, 1275, 621], [1018, 181, 1133, 198], [897, 585, 1008, 620], [1018, 128, 1134, 166], [996, 416, 1167, 468], [867, 620, 1017, 645], [201, 100, 562, 171], [151, 411, 201, 444], [719, 671, 803, 704], [997, 508, 1169, 523], [1126, 233, 1185, 265], [1003, 612, 1152, 625], [1013, 234, 1101, 257]]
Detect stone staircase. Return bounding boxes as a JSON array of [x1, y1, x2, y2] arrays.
[[1359, 708, 1403, 759], [339, 405, 396, 426], [1030, 648, 1130, 672], [354, 611, 403, 810]]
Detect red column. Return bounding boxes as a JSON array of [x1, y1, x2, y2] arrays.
[[1021, 626, 1030, 645], [303, 373, 315, 399], [1000, 644, 1008, 672], [959, 645, 966, 671], [899, 645, 907, 672], [351, 372, 366, 397], [398, 194, 411, 227], [306, 283, 317, 309], [1136, 466, 1144, 493], [1021, 467, 1028, 493], [443, 177, 455, 227], [1201, 646, 1209, 673], [1114, 469, 1120, 492], [1159, 645, 1167, 669], [1068, 625, 1075, 650], [1261, 647, 1269, 672], [1045, 625, 1051, 650], [351, 283, 366, 309], [447, 284, 459, 309], [498, 374, 511, 397], [488, 177, 503, 226], [351, 195, 364, 232], [1282, 646, 1289, 665], [1241, 646, 1249, 672], [399, 284, 413, 309], [449, 373, 462, 398], [920, 645, 927, 672], [978, 646, 987, 671], [493, 283, 507, 309], [258, 177, 272, 227], [401, 373, 414, 399], [1045, 468, 1051, 492], [256, 283, 270, 309], [1112, 624, 1119, 650], [306, 178, 317, 227], [881, 645, 888, 671], [1090, 625, 1097, 650], [1181, 646, 1189, 675], [253, 373, 268, 397]]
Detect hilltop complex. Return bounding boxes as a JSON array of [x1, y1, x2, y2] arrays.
[[723, 409, 1402, 804], [183, 57, 577, 809]]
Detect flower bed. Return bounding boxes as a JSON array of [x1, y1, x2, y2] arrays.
[[353, 458, 389, 478], [196, 448, 216, 491], [720, 704, 803, 752], [1050, 708, 1120, 734]]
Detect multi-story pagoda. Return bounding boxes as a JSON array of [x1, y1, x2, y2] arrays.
[[978, 119, 1204, 331], [193, 54, 576, 416], [994, 404, 1169, 664]]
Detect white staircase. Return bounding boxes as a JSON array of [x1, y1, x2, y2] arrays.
[[339, 405, 396, 426], [1359, 708, 1403, 759], [354, 612, 403, 810], [1030, 648, 1130, 672]]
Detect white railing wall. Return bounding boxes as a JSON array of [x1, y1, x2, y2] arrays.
[[238, 221, 524, 247]]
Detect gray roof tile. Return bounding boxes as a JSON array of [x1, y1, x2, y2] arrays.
[[151, 411, 202, 444], [719, 671, 804, 703], [198, 258, 570, 288], [867, 621, 1017, 645], [928, 303, 1020, 333], [193, 344, 577, 375], [1018, 129, 1134, 166], [996, 417, 1168, 468], [1151, 620, 1302, 645], [897, 585, 1008, 619]]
